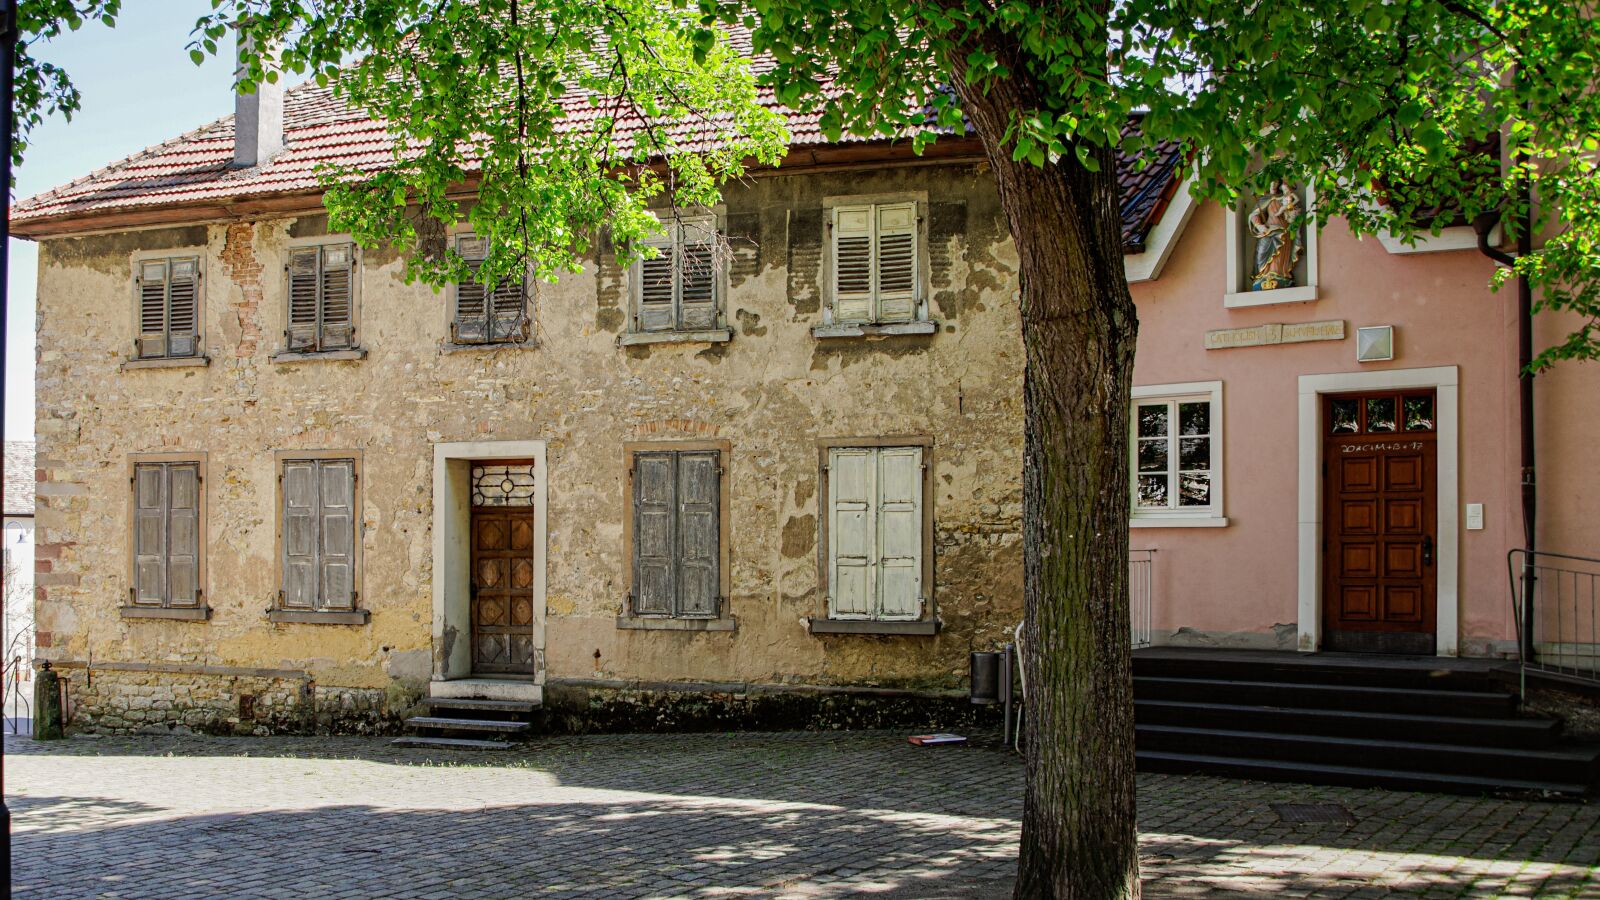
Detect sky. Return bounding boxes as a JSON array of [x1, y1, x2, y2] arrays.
[[5, 0, 238, 442]]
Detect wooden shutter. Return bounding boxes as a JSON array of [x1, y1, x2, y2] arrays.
[[318, 460, 355, 609], [675, 451, 720, 617], [137, 260, 170, 359], [875, 447, 923, 620], [318, 245, 355, 350], [453, 236, 491, 344], [632, 453, 676, 615], [286, 248, 322, 351], [827, 448, 875, 618], [636, 230, 677, 334], [133, 464, 167, 604], [166, 258, 200, 357], [281, 460, 319, 608], [677, 218, 718, 331], [874, 204, 918, 323], [832, 206, 874, 323], [489, 270, 528, 342], [167, 464, 201, 607]]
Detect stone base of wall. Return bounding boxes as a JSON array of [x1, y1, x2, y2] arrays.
[[55, 666, 424, 736], [537, 678, 1004, 735]]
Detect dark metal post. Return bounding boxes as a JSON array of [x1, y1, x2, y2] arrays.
[[1, 0, 17, 883]]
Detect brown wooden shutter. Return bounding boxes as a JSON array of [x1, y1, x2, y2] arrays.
[[133, 464, 167, 604], [166, 258, 200, 357], [453, 236, 490, 343], [281, 460, 319, 607], [631, 453, 676, 615], [677, 219, 718, 331], [167, 463, 201, 607], [286, 249, 322, 351], [318, 460, 355, 609], [137, 261, 170, 359], [319, 245, 354, 349], [675, 451, 720, 617], [875, 204, 918, 323]]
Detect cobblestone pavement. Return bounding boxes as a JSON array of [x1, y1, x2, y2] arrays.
[[7, 731, 1598, 898]]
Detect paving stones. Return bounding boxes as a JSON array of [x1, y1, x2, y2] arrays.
[[7, 731, 1597, 898]]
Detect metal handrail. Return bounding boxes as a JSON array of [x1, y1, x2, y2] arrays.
[[1508, 548, 1600, 695]]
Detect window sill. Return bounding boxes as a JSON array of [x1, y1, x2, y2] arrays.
[[121, 356, 209, 371], [807, 618, 940, 636], [1130, 515, 1229, 529], [120, 605, 211, 621], [439, 340, 540, 355], [269, 348, 368, 364], [812, 321, 939, 340], [1223, 286, 1318, 308], [618, 329, 733, 347], [616, 615, 737, 632], [267, 609, 371, 625]]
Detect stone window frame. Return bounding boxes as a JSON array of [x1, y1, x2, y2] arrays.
[[813, 192, 940, 339], [1129, 381, 1228, 528], [122, 247, 211, 371], [809, 435, 939, 636], [270, 449, 369, 625], [1224, 183, 1320, 309], [438, 224, 541, 354], [618, 207, 734, 347], [269, 234, 369, 364], [122, 451, 211, 621], [617, 440, 736, 632]]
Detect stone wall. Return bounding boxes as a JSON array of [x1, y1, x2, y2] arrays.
[[31, 161, 1025, 732]]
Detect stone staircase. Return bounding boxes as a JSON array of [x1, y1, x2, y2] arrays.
[[391, 697, 536, 750]]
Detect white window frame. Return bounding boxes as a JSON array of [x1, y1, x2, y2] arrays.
[[1130, 381, 1227, 528]]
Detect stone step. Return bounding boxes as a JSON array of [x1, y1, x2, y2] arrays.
[[390, 736, 514, 751], [423, 697, 538, 714], [404, 716, 530, 733]]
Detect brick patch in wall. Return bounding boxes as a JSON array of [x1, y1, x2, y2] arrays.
[[221, 222, 264, 358]]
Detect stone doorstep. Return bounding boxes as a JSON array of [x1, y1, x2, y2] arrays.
[[428, 678, 542, 704]]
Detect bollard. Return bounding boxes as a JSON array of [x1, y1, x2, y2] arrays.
[[32, 661, 64, 740]]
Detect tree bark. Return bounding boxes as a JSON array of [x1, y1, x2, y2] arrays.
[[953, 53, 1142, 900]]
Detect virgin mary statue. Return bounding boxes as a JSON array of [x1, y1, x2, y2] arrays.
[[1247, 181, 1304, 291]]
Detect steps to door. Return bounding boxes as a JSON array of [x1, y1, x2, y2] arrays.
[[391, 697, 536, 751], [1133, 649, 1600, 797]]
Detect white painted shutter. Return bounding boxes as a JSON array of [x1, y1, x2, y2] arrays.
[[874, 203, 918, 323], [875, 447, 923, 620], [632, 453, 676, 615], [828, 448, 875, 618], [281, 461, 319, 608], [453, 236, 491, 344], [675, 451, 720, 617], [636, 230, 677, 334], [677, 218, 718, 331], [286, 249, 322, 350], [167, 464, 200, 606], [318, 460, 355, 610], [318, 244, 355, 350], [832, 206, 874, 323], [133, 464, 167, 604]]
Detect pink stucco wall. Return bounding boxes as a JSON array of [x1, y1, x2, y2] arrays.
[[1126, 201, 1595, 656]]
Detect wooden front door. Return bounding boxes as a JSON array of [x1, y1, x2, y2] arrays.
[[470, 507, 538, 675], [1322, 390, 1439, 654]]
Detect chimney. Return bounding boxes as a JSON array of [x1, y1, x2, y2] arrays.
[[233, 34, 284, 168]]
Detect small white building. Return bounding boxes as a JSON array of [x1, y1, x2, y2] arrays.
[[4, 440, 36, 716]]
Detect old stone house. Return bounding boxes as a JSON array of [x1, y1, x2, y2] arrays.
[[13, 57, 1597, 740]]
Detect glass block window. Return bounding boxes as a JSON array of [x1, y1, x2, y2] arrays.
[[472, 463, 538, 507]]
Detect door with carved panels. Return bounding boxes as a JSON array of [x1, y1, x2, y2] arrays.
[[470, 461, 540, 676], [1322, 390, 1438, 654]]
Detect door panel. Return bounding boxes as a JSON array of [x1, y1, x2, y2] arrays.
[[471, 507, 539, 675], [1323, 390, 1438, 654]]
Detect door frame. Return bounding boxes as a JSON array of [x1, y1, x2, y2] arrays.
[[1297, 366, 1459, 657], [431, 440, 547, 698]]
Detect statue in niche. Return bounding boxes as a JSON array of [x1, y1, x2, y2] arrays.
[[1247, 181, 1305, 291]]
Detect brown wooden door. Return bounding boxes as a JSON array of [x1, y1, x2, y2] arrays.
[[471, 508, 538, 675], [1323, 390, 1438, 655]]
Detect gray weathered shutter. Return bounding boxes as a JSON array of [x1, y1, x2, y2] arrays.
[[674, 451, 720, 617], [167, 463, 200, 606], [874, 203, 918, 323], [318, 460, 355, 610], [133, 464, 167, 604], [137, 260, 170, 359], [166, 258, 200, 357], [632, 452, 676, 615], [489, 270, 528, 342], [453, 236, 490, 344], [286, 248, 321, 350], [318, 244, 354, 349], [875, 447, 923, 620], [281, 460, 319, 608], [636, 231, 677, 333], [832, 206, 874, 323], [676, 218, 718, 331], [827, 447, 875, 618]]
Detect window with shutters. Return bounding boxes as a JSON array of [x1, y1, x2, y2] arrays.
[[134, 256, 202, 359], [451, 234, 531, 345], [818, 441, 934, 627], [622, 442, 732, 626], [275, 453, 363, 616], [282, 243, 358, 354], [826, 201, 924, 326], [626, 213, 726, 339], [1129, 381, 1227, 527], [125, 454, 207, 618]]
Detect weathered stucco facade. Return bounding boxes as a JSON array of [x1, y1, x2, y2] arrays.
[[31, 164, 1028, 732]]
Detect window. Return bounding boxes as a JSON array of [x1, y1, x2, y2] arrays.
[[277, 455, 359, 613], [452, 235, 530, 344], [285, 243, 357, 352], [829, 202, 922, 324], [135, 257, 201, 359], [625, 444, 728, 621], [821, 444, 931, 623], [128, 457, 204, 611], [630, 214, 722, 335], [1130, 382, 1226, 526]]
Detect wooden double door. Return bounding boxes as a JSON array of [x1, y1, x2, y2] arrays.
[[471, 507, 538, 675], [1322, 390, 1439, 655]]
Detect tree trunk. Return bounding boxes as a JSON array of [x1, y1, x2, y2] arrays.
[[955, 68, 1142, 900]]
